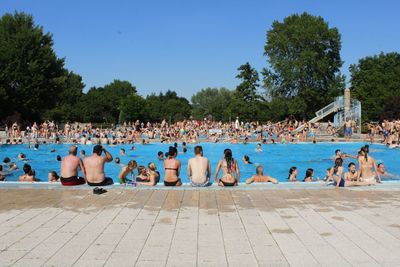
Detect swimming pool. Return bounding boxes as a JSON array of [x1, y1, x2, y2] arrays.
[[1, 142, 399, 183]]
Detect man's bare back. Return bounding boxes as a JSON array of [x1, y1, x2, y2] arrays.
[[61, 155, 84, 178], [84, 145, 113, 184]]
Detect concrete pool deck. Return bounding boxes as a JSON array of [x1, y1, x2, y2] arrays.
[[1, 186, 400, 266]]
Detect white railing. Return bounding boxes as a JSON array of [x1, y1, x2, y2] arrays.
[[293, 97, 344, 133]]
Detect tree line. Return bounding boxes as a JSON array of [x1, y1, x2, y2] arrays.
[[1, 12, 399, 124]]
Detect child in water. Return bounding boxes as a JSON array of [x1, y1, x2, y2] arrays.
[[118, 160, 137, 184]]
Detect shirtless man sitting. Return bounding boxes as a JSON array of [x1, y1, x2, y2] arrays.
[[60, 145, 86, 186], [246, 165, 278, 184], [84, 145, 114, 186], [187, 146, 211, 187]]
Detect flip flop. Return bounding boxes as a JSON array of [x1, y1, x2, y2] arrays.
[[93, 187, 107, 195]]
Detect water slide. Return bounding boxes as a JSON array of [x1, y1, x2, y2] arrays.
[[294, 98, 343, 133]]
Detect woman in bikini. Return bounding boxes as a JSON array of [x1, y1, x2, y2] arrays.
[[357, 146, 380, 183], [214, 149, 240, 186], [329, 158, 345, 187], [163, 147, 182, 186]]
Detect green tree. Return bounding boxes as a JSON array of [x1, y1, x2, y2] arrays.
[[119, 93, 146, 122], [230, 63, 263, 121], [0, 12, 74, 122], [77, 80, 137, 123], [350, 52, 400, 121], [44, 71, 85, 122], [191, 87, 234, 121], [262, 12, 345, 119]]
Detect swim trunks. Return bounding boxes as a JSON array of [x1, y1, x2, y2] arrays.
[[87, 177, 114, 186], [60, 176, 86, 186]]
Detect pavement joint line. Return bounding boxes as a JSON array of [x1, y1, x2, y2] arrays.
[[0, 192, 69, 258], [97, 190, 140, 266], [70, 191, 127, 266], [215, 191, 231, 267], [196, 190, 200, 267], [353, 204, 400, 242], [165, 190, 185, 266], [133, 190, 168, 266], [229, 191, 259, 264], [305, 201, 383, 266], [41, 191, 123, 266], [102, 190, 151, 266], [256, 189, 321, 266], [333, 203, 400, 252]]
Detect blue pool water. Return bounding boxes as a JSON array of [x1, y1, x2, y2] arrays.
[[1, 142, 399, 183]]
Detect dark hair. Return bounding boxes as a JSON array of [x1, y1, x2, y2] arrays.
[[120, 148, 125, 152], [56, 155, 62, 161], [256, 165, 263, 175], [174, 143, 178, 148], [335, 149, 341, 155], [137, 165, 146, 174], [194, 146, 203, 155], [23, 163, 32, 174], [377, 163, 383, 168], [81, 150, 86, 155], [3, 157, 11, 163], [361, 146, 369, 162], [183, 148, 187, 153], [224, 149, 234, 173], [49, 171, 59, 180], [182, 142, 186, 146], [288, 166, 297, 179], [305, 168, 314, 179], [0, 165, 3, 171], [334, 158, 343, 173], [115, 157, 120, 164], [34, 143, 39, 149], [348, 162, 356, 168], [165, 152, 169, 158], [168, 146, 177, 157], [93, 145, 103, 155], [158, 151, 163, 156]]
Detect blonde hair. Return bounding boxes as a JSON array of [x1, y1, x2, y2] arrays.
[[148, 162, 156, 171]]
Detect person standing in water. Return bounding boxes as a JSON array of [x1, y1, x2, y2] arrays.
[[357, 146, 381, 183], [288, 167, 298, 182], [214, 149, 240, 186]]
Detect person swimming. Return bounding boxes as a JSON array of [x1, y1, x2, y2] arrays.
[[48, 171, 59, 182], [303, 168, 319, 182], [246, 165, 278, 184], [288, 167, 298, 182], [243, 155, 253, 165], [214, 149, 240, 186]]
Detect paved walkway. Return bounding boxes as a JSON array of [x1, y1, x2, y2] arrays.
[[1, 188, 400, 266]]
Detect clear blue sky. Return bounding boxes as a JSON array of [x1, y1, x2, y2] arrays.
[[1, 0, 399, 99]]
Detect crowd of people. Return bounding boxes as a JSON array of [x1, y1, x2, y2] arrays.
[[1, 118, 335, 145], [1, 140, 395, 188], [2, 118, 399, 146]]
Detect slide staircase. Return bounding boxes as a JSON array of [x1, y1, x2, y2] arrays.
[[294, 98, 343, 133]]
